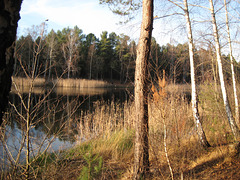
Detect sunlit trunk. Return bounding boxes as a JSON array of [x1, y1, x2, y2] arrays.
[[209, 0, 240, 140], [183, 0, 210, 148], [134, 0, 153, 179]]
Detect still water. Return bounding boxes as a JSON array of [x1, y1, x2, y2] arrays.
[[0, 86, 132, 169]]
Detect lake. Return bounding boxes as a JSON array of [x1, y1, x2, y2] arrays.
[[0, 86, 133, 170]]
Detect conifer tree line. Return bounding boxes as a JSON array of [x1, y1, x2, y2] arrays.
[[15, 26, 137, 82], [14, 24, 240, 84]]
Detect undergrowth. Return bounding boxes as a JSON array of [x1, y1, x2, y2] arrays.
[[2, 83, 240, 179]]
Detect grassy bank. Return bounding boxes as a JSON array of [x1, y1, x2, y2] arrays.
[[3, 83, 240, 179], [15, 129, 240, 179]]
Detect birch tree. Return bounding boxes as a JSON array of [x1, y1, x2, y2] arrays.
[[62, 28, 80, 79], [134, 0, 153, 178], [224, 0, 239, 125], [209, 0, 240, 140], [46, 30, 57, 80], [183, 0, 210, 148]]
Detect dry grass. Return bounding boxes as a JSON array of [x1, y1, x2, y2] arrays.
[[165, 83, 192, 94], [76, 100, 135, 142]]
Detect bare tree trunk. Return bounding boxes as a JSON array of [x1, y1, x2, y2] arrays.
[[0, 0, 22, 125], [224, 0, 239, 126], [89, 43, 95, 79], [209, 0, 240, 140], [183, 0, 210, 148], [47, 31, 57, 80], [134, 0, 153, 179], [48, 47, 53, 80]]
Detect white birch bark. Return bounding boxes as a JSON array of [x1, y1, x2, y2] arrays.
[[224, 0, 239, 126], [209, 0, 240, 140], [183, 0, 210, 148]]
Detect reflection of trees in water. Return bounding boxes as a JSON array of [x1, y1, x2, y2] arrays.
[[8, 92, 81, 142], [8, 88, 132, 141]]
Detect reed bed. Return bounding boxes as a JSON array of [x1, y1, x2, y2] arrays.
[[12, 76, 46, 87], [76, 100, 135, 143], [55, 78, 109, 88]]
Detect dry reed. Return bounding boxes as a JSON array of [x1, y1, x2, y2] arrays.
[[76, 100, 135, 143], [55, 78, 109, 88]]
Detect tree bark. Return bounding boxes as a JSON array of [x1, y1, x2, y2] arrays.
[[224, 0, 239, 126], [0, 0, 22, 125], [209, 0, 240, 140], [183, 0, 210, 148], [134, 0, 153, 179]]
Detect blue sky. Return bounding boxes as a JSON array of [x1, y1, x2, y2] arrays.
[[17, 0, 142, 39]]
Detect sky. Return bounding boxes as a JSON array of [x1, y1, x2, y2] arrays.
[[17, 0, 142, 40], [17, 0, 182, 45]]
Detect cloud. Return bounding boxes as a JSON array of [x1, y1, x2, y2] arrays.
[[19, 0, 124, 37]]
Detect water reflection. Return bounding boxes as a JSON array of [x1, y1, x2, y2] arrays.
[[0, 86, 132, 169], [10, 85, 110, 96]]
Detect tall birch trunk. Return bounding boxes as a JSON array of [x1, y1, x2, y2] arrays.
[[209, 0, 240, 140], [183, 0, 210, 148], [134, 0, 153, 179], [224, 0, 239, 126]]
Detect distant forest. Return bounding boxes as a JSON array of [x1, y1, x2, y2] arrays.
[[14, 25, 240, 84]]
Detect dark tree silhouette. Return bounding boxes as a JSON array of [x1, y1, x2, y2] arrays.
[[0, 0, 22, 124]]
